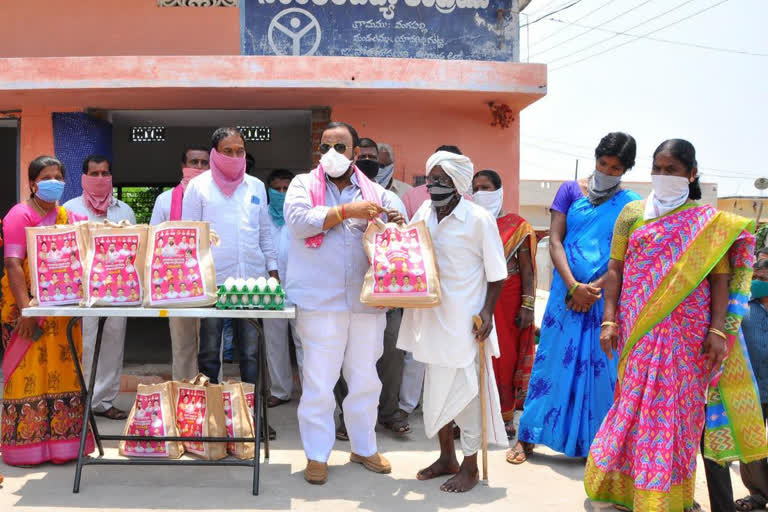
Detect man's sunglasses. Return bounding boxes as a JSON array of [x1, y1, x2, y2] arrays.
[[319, 143, 348, 154]]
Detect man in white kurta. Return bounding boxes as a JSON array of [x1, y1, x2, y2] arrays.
[[398, 151, 508, 493], [64, 155, 136, 420], [149, 145, 209, 381]]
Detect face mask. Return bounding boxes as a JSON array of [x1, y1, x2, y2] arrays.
[[644, 174, 691, 220], [376, 163, 395, 187], [587, 170, 622, 205], [356, 159, 380, 180], [751, 279, 768, 299], [320, 148, 353, 178], [472, 188, 503, 217], [36, 179, 65, 203], [428, 183, 457, 208], [268, 188, 286, 227]]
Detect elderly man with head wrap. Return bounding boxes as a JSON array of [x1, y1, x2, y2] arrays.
[[398, 150, 509, 493]]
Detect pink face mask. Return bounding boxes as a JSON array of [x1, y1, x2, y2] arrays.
[[209, 148, 245, 197], [180, 167, 207, 190], [81, 174, 113, 217]]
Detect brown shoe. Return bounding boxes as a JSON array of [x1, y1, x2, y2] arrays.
[[304, 460, 328, 485], [350, 452, 392, 474]]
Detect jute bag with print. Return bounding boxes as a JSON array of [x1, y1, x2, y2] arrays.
[[119, 381, 184, 459], [360, 218, 441, 308], [173, 374, 227, 460], [143, 221, 218, 308], [222, 381, 255, 460], [81, 221, 148, 307], [26, 216, 88, 307]]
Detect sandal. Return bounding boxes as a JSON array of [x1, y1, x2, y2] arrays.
[[506, 441, 534, 464], [736, 495, 768, 511], [95, 407, 128, 420], [336, 424, 349, 441], [379, 409, 411, 435], [266, 396, 290, 408]]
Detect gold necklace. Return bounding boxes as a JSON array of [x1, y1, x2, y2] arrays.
[[32, 195, 54, 216]]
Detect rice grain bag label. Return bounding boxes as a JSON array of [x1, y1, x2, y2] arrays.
[[26, 223, 87, 307], [361, 219, 441, 308], [174, 375, 227, 460], [144, 222, 217, 308], [82, 222, 148, 307], [119, 382, 183, 459], [222, 382, 255, 460]]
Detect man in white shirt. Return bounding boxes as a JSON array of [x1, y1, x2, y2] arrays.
[[284, 122, 404, 485], [149, 145, 210, 381], [398, 150, 508, 493], [182, 128, 278, 389], [335, 137, 413, 438], [262, 169, 304, 408], [64, 155, 136, 421]]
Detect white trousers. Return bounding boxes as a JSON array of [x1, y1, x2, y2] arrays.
[[399, 351, 425, 413], [169, 317, 200, 382], [82, 316, 127, 413], [423, 352, 508, 456], [296, 309, 386, 463], [264, 318, 303, 400]]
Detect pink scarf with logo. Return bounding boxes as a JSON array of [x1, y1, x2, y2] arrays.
[[81, 174, 113, 217], [209, 148, 245, 197], [305, 164, 381, 248], [170, 168, 207, 221]]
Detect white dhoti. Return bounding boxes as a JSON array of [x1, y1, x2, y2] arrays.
[[169, 317, 200, 381], [422, 347, 508, 456], [296, 309, 386, 463], [263, 318, 304, 400], [82, 316, 127, 413]]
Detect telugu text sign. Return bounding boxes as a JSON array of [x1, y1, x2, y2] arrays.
[[241, 0, 519, 62]]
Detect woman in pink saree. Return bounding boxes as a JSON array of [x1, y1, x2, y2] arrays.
[[585, 140, 767, 511], [1, 156, 94, 466]]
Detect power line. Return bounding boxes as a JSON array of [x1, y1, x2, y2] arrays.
[[545, 16, 768, 56], [532, 0, 654, 58], [551, 0, 732, 70], [521, 0, 584, 28], [529, 0, 621, 48], [546, 0, 699, 64]]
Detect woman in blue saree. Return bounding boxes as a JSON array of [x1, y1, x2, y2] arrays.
[[508, 133, 641, 464]]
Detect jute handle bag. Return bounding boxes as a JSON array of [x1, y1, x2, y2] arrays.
[[119, 381, 184, 459], [222, 381, 256, 460], [81, 220, 148, 307], [360, 218, 442, 308], [173, 374, 227, 460], [143, 221, 219, 308], [26, 219, 88, 307]]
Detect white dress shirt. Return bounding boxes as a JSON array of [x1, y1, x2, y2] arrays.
[[63, 195, 136, 224], [284, 172, 395, 313], [398, 198, 507, 368], [267, 213, 294, 306], [149, 189, 174, 225], [182, 173, 278, 285]]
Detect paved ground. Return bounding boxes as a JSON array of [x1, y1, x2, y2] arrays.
[[0, 392, 749, 512]]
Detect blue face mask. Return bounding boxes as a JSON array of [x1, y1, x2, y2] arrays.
[[751, 279, 768, 299], [268, 188, 286, 227], [36, 179, 65, 203]]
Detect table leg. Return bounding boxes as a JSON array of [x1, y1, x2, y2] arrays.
[[73, 317, 106, 493], [260, 325, 270, 461], [248, 318, 265, 496], [66, 318, 103, 456]]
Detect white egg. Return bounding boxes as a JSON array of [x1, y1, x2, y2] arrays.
[[274, 295, 284, 305], [218, 294, 227, 304], [262, 295, 272, 305], [224, 277, 236, 292], [266, 277, 278, 292], [235, 278, 247, 292], [246, 278, 258, 292], [255, 276, 268, 293], [230, 294, 239, 305]]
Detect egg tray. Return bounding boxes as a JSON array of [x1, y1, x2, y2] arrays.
[[215, 286, 286, 311]]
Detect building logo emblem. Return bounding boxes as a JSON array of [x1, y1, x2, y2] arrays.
[[268, 8, 322, 57]]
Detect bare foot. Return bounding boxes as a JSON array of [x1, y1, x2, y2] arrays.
[[416, 457, 460, 481], [440, 463, 479, 493]]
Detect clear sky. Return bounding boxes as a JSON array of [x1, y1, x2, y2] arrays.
[[519, 0, 767, 197]]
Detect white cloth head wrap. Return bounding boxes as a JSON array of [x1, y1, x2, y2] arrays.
[[425, 151, 474, 195]]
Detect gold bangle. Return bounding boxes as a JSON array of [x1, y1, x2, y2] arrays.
[[334, 206, 343, 222], [708, 328, 727, 340], [521, 305, 534, 311], [568, 282, 580, 296], [601, 321, 618, 328]]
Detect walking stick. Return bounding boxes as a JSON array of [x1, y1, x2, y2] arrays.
[[472, 315, 489, 484]]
